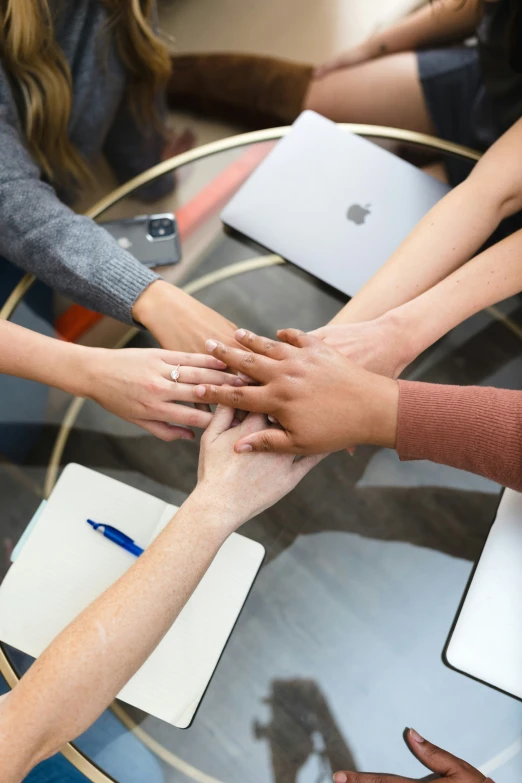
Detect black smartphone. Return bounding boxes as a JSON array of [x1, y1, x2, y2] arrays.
[[101, 213, 182, 268]]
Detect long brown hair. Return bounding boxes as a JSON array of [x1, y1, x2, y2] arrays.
[[0, 0, 171, 184]]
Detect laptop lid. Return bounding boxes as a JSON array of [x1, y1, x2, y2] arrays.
[[221, 111, 451, 297], [445, 489, 522, 699]]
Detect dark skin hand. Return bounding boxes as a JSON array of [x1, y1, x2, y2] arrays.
[[194, 328, 399, 455], [333, 728, 489, 783]]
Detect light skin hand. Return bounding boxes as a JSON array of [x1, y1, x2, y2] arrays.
[[310, 310, 413, 379], [195, 406, 325, 525], [333, 728, 486, 783], [132, 279, 243, 354], [325, 222, 522, 375], [194, 328, 399, 455], [0, 321, 240, 442], [313, 0, 479, 80], [82, 347, 243, 441], [332, 115, 522, 328], [313, 41, 380, 80], [0, 405, 320, 783]]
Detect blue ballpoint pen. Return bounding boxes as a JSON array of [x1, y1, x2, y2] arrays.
[[86, 519, 144, 557]]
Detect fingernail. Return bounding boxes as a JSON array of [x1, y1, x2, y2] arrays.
[[181, 433, 194, 441], [194, 385, 205, 398], [215, 359, 226, 368], [333, 774, 347, 783], [231, 419, 240, 428], [206, 339, 218, 352], [409, 728, 424, 743], [236, 444, 253, 453], [233, 377, 245, 386], [236, 328, 246, 339], [268, 415, 278, 423]]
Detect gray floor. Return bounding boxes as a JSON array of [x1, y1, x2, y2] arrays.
[[2, 231, 522, 782]]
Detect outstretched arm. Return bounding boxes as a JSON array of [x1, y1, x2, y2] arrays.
[[312, 223, 522, 379], [196, 329, 522, 491], [331, 116, 522, 326], [315, 0, 480, 78], [0, 320, 240, 441], [0, 406, 320, 783]]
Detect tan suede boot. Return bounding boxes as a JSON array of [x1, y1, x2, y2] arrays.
[[167, 52, 314, 128]]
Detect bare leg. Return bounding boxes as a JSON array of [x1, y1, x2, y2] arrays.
[[305, 52, 435, 134]]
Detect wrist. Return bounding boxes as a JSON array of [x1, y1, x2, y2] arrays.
[[49, 343, 96, 398], [132, 279, 175, 330], [378, 308, 420, 371], [181, 488, 247, 541], [365, 374, 400, 449], [78, 347, 112, 401], [133, 279, 200, 350], [364, 34, 391, 60], [386, 298, 440, 366]]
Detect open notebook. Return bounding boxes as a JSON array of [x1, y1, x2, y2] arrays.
[[0, 464, 265, 728]]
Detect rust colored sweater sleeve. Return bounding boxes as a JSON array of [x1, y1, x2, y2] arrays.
[[396, 381, 522, 491]]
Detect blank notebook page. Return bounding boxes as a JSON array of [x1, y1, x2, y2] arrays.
[[0, 463, 265, 728]]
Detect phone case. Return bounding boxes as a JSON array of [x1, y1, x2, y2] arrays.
[[101, 213, 182, 268]]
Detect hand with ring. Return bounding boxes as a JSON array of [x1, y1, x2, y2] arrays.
[[83, 347, 243, 441], [194, 328, 399, 454]]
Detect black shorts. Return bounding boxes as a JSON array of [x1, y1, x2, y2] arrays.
[[417, 46, 483, 186], [417, 46, 522, 240]]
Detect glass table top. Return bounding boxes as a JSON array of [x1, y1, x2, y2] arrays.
[[1, 136, 522, 783]]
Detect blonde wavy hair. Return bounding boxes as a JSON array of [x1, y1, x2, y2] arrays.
[[0, 0, 172, 184]]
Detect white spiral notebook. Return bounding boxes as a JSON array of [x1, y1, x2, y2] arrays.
[[0, 464, 265, 728]]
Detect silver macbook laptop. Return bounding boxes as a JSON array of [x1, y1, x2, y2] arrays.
[[221, 111, 451, 297], [445, 489, 522, 699]]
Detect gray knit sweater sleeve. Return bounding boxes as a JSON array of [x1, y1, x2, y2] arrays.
[[0, 70, 159, 325]]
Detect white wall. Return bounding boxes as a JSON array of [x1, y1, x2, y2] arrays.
[[160, 0, 425, 64]]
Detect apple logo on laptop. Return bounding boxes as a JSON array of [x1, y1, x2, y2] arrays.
[[117, 236, 132, 250], [347, 203, 371, 225]]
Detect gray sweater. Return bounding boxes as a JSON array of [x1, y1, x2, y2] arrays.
[[0, 0, 173, 324]]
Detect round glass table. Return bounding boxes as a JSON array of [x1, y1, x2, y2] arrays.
[[1, 126, 522, 783]]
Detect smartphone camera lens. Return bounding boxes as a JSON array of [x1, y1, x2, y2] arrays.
[[148, 217, 174, 238]]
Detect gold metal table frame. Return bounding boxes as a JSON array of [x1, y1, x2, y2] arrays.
[[0, 125, 483, 783]]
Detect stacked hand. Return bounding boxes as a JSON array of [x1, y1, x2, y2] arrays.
[[310, 312, 414, 379], [133, 280, 243, 355], [194, 328, 399, 454], [333, 729, 488, 783], [194, 405, 324, 533], [84, 347, 242, 441]]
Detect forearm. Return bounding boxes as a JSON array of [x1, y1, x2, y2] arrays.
[[366, 0, 479, 58], [397, 381, 522, 491], [0, 321, 96, 396], [334, 116, 522, 326], [0, 492, 232, 781], [133, 279, 240, 354], [333, 178, 502, 325], [391, 227, 522, 361]]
